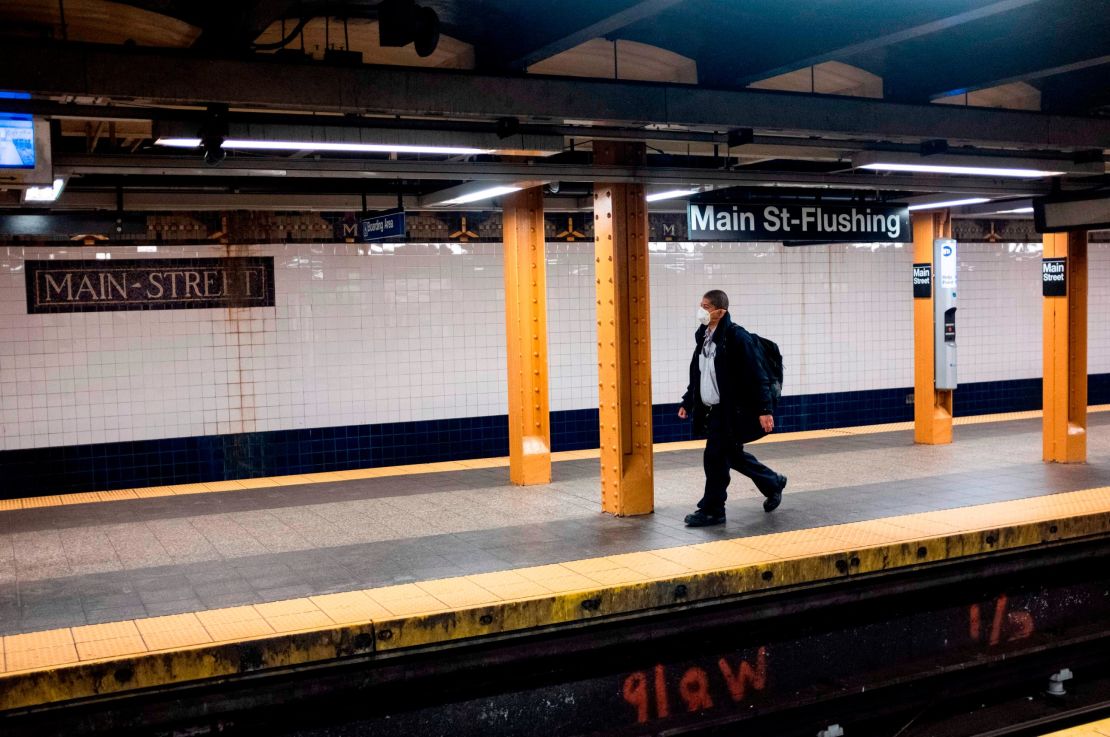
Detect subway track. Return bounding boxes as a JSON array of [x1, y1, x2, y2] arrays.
[[6, 533, 1110, 737]]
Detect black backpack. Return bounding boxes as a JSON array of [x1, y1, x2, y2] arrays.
[[749, 333, 784, 410]]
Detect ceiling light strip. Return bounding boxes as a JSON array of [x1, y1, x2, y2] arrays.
[[154, 138, 491, 156], [859, 162, 1064, 178], [907, 198, 991, 211], [437, 185, 523, 206], [645, 188, 700, 202]]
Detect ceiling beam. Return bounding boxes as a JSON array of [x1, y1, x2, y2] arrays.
[[501, 0, 687, 70], [114, 0, 363, 52], [1040, 65, 1110, 116], [882, 2, 1110, 103], [45, 190, 591, 212], [103, 1, 191, 20], [113, 0, 301, 49], [193, 0, 303, 49], [930, 54, 1110, 100], [3, 98, 859, 160], [53, 154, 1053, 197], [4, 41, 1110, 150], [732, 0, 1043, 86]]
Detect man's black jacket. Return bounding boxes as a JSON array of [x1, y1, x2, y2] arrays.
[[680, 311, 774, 444]]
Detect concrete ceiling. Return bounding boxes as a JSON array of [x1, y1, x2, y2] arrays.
[[0, 0, 1106, 212]]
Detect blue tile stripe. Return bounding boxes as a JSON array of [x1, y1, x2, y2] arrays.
[[1, 374, 1106, 499]]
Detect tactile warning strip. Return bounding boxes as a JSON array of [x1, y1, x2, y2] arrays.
[[3, 405, 1106, 512], [3, 486, 1110, 711]]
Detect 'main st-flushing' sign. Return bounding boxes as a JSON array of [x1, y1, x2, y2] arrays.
[[25, 257, 275, 314]]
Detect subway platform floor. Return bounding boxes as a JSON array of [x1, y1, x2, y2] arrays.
[[3, 410, 1110, 638]]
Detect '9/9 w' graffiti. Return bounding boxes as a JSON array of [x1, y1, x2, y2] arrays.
[[622, 647, 768, 724]]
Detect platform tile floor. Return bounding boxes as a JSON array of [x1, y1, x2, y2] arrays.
[[2, 413, 1110, 637]]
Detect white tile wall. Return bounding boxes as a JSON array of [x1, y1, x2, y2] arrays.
[[2, 239, 1108, 451], [546, 242, 598, 412], [0, 243, 508, 451], [1089, 243, 1110, 375], [956, 242, 1043, 383], [647, 241, 913, 404]]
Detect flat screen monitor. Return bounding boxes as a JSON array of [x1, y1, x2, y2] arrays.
[[0, 92, 34, 169]]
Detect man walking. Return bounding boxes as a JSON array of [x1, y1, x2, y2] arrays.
[[678, 290, 786, 526]]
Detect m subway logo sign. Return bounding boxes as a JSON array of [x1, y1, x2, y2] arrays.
[[25, 257, 276, 313], [688, 201, 910, 243]]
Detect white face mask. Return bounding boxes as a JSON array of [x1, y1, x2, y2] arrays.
[[696, 306, 711, 326]]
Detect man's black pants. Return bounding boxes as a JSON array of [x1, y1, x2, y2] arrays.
[[697, 405, 780, 516]]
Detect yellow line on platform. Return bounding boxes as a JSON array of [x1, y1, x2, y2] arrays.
[[2, 405, 1108, 513], [1038, 717, 1110, 737], [3, 486, 1110, 711]]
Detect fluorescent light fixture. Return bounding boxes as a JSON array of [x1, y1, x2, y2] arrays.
[[995, 207, 1034, 214], [152, 121, 564, 157], [851, 150, 1097, 178], [155, 138, 203, 148], [227, 140, 490, 155], [438, 185, 522, 206], [420, 179, 547, 208], [22, 177, 65, 202], [859, 162, 1063, 178], [155, 138, 491, 156], [907, 198, 990, 211], [646, 188, 700, 202]]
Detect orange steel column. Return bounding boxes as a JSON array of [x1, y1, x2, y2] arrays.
[[1042, 230, 1088, 463], [593, 141, 654, 516], [502, 186, 552, 485], [913, 211, 953, 445]]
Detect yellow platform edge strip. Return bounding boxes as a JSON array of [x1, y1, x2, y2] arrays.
[[3, 405, 1107, 513], [1039, 717, 1110, 737], [3, 487, 1110, 712]]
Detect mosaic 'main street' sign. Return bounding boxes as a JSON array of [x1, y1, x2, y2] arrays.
[[25, 257, 275, 313]]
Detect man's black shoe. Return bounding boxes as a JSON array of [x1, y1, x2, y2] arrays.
[[684, 510, 726, 527], [763, 474, 787, 513]]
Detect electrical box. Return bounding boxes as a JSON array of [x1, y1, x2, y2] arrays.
[[934, 238, 957, 390]]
